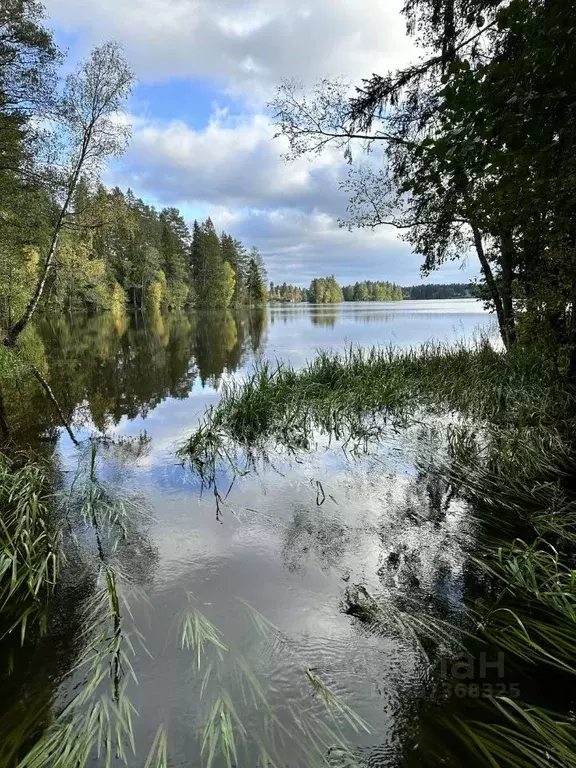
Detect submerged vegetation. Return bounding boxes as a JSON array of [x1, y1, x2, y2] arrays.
[[181, 340, 576, 765]]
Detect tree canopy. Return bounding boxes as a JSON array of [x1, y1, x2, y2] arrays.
[[270, 0, 576, 359]]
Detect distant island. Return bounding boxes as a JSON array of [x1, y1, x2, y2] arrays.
[[402, 283, 477, 300], [269, 278, 476, 303]]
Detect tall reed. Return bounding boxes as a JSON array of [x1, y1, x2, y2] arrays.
[[180, 339, 576, 767]]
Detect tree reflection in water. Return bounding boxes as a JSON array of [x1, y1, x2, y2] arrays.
[[0, 307, 268, 448]]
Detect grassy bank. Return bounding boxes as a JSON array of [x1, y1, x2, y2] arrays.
[[181, 340, 576, 767], [183, 340, 568, 454]]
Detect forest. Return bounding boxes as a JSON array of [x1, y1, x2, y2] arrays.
[[403, 283, 476, 300], [3, 0, 576, 766], [0, 8, 267, 343], [269, 277, 403, 303], [1, 174, 269, 325], [343, 281, 404, 302], [2, 177, 268, 324]]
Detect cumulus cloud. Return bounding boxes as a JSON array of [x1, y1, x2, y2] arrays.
[[118, 111, 348, 215], [46, 0, 477, 285], [44, 0, 414, 96]]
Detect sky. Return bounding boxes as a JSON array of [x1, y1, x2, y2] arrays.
[[42, 0, 479, 287]]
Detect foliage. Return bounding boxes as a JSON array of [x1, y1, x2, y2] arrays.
[[0, 453, 62, 643], [245, 248, 268, 306], [270, 0, 576, 357], [309, 276, 344, 304], [0, 176, 271, 318], [269, 279, 404, 303], [4, 39, 135, 345], [191, 220, 266, 309], [268, 281, 308, 303], [403, 282, 475, 300], [342, 280, 403, 301]]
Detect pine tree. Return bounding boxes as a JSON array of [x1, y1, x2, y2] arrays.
[[190, 220, 206, 296], [191, 219, 234, 308], [159, 208, 189, 307]]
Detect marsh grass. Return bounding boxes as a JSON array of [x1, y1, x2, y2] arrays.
[[177, 598, 368, 768], [1, 435, 368, 768], [0, 455, 63, 644], [182, 340, 565, 453], [9, 443, 150, 767], [0, 441, 172, 767], [449, 697, 576, 768], [181, 339, 576, 767]]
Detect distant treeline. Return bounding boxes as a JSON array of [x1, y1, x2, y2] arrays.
[[269, 277, 402, 304], [268, 282, 308, 303], [402, 283, 477, 300], [343, 281, 403, 302], [269, 279, 476, 304]]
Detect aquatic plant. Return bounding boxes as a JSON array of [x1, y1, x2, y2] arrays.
[[180, 340, 568, 475], [0, 454, 63, 643], [181, 339, 576, 767], [177, 596, 368, 768], [0, 440, 367, 768]]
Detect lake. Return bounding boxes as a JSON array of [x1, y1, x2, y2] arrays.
[[2, 299, 493, 766]]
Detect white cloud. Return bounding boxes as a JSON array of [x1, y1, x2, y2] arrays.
[[45, 0, 414, 97], [47, 0, 477, 285], [118, 111, 347, 213]]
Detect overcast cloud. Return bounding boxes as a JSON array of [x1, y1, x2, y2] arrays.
[[44, 0, 478, 285]]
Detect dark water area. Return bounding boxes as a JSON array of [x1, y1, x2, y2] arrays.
[[1, 300, 494, 766]]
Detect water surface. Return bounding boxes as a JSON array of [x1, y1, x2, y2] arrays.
[[2, 300, 492, 766]]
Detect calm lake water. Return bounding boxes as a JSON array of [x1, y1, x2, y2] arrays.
[[4, 300, 493, 766]]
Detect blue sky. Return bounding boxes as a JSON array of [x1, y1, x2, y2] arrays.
[[44, 0, 479, 287]]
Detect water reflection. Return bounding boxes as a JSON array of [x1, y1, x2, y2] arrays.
[[0, 300, 490, 451], [0, 300, 494, 766], [310, 306, 341, 327], [0, 308, 267, 446]]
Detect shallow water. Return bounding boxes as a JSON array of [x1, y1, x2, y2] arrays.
[[2, 300, 493, 766]]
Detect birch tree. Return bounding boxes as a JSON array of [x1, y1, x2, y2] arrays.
[[4, 40, 134, 346]]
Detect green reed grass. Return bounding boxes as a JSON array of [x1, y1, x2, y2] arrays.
[[181, 339, 576, 767], [450, 697, 576, 768], [180, 340, 569, 479], [0, 455, 63, 644], [178, 598, 367, 768]]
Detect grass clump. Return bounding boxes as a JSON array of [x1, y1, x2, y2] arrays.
[[0, 455, 63, 644], [180, 340, 568, 474], [181, 339, 576, 767]]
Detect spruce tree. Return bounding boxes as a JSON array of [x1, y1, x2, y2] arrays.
[[246, 255, 267, 305]]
